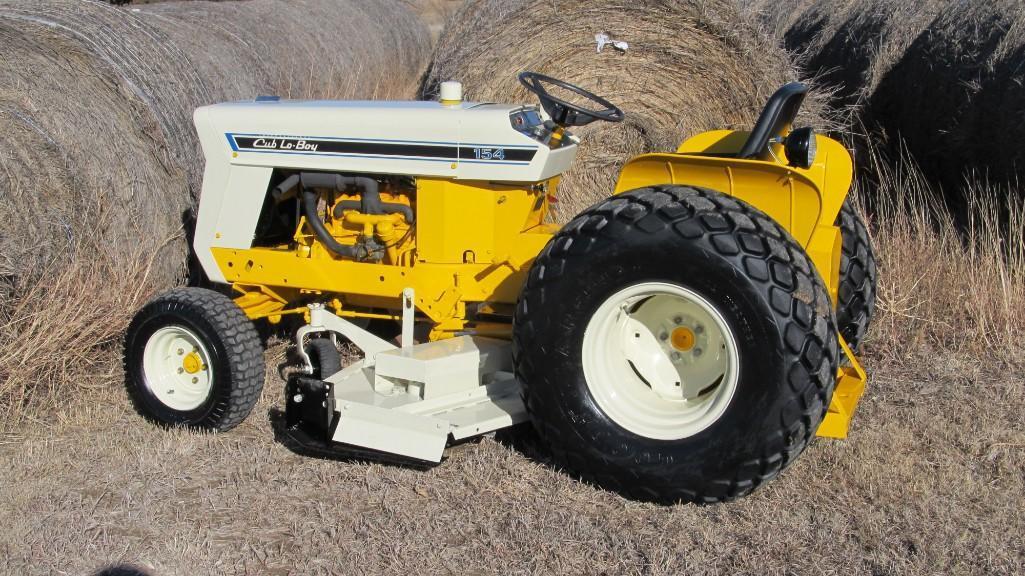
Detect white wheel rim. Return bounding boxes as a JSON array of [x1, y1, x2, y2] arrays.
[[142, 325, 215, 412], [582, 282, 740, 440]]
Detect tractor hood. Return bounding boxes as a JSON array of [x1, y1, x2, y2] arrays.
[[193, 98, 577, 183]]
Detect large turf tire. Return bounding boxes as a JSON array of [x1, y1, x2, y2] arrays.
[[124, 287, 264, 431], [835, 199, 877, 351], [513, 185, 839, 504]]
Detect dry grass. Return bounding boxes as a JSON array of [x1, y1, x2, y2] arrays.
[[2, 2, 1024, 573], [403, 0, 464, 41], [425, 0, 833, 220], [1, 325, 1022, 575], [0, 239, 163, 413], [0, 0, 432, 421], [859, 152, 1025, 365]]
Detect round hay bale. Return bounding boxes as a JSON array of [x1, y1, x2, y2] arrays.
[[867, 0, 1025, 191], [0, 0, 432, 288], [769, 0, 945, 105], [0, 0, 431, 413], [425, 0, 828, 220], [0, 10, 191, 291], [773, 0, 1025, 192], [738, 0, 820, 41], [142, 0, 432, 103]]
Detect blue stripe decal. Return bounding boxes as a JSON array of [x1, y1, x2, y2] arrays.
[[224, 132, 539, 164], [229, 148, 531, 165], [225, 132, 538, 149]]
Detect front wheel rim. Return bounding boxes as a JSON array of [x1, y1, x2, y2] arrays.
[[581, 282, 740, 440], [142, 325, 215, 412]]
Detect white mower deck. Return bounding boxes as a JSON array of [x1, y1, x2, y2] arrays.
[[291, 302, 526, 461]]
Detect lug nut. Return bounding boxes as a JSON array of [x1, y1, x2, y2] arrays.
[[673, 316, 683, 325], [177, 367, 183, 374], [191, 377, 199, 384], [694, 348, 703, 357], [659, 332, 669, 341], [671, 351, 682, 362], [177, 348, 184, 355], [695, 325, 704, 334], [293, 394, 304, 403]]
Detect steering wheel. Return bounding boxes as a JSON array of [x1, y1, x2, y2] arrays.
[[518, 71, 625, 127]]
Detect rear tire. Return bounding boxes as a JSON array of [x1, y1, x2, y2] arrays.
[[836, 199, 877, 350], [514, 185, 839, 504], [124, 287, 264, 431]]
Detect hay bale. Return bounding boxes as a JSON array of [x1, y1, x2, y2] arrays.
[[0, 0, 431, 414], [867, 0, 1025, 191], [737, 0, 820, 41], [0, 2, 195, 292], [766, 0, 1025, 193], [426, 0, 828, 219], [764, 0, 945, 105], [403, 0, 464, 41]]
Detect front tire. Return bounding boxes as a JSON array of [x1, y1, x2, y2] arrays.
[[514, 186, 839, 504], [124, 287, 264, 431]]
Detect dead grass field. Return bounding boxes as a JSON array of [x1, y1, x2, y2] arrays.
[[3, 2, 1025, 574], [1, 338, 1022, 575], [3, 172, 1025, 572]]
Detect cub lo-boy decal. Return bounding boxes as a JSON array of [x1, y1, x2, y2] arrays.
[[226, 133, 537, 164]]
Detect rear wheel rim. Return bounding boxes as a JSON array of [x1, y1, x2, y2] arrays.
[[582, 282, 740, 440], [142, 325, 215, 412]]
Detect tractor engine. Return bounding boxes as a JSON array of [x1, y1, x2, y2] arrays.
[[264, 172, 416, 266]]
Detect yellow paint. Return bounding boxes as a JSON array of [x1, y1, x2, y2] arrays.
[[182, 351, 201, 374], [615, 131, 853, 303], [816, 337, 867, 438], [213, 125, 865, 436], [218, 177, 552, 331], [670, 327, 695, 351]]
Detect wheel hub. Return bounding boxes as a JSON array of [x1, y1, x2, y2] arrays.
[[182, 350, 202, 374], [670, 326, 695, 352], [142, 325, 214, 411], [582, 282, 740, 440]]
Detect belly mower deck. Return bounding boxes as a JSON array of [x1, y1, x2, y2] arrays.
[[286, 297, 866, 463], [286, 300, 527, 461]]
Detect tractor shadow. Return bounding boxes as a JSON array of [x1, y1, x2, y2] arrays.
[[493, 423, 559, 468], [92, 566, 151, 576]]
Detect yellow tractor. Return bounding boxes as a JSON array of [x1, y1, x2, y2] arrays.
[[124, 73, 875, 503]]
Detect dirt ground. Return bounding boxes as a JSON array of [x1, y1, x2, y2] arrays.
[[1, 341, 1023, 576]]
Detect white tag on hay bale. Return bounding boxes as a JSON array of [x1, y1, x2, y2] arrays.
[[595, 32, 628, 53]]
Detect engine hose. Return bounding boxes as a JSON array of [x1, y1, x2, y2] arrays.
[[272, 174, 300, 201], [332, 200, 414, 224], [301, 188, 361, 259], [275, 172, 413, 223]]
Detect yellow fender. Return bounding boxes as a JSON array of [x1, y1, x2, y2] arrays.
[[614, 130, 854, 304]]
